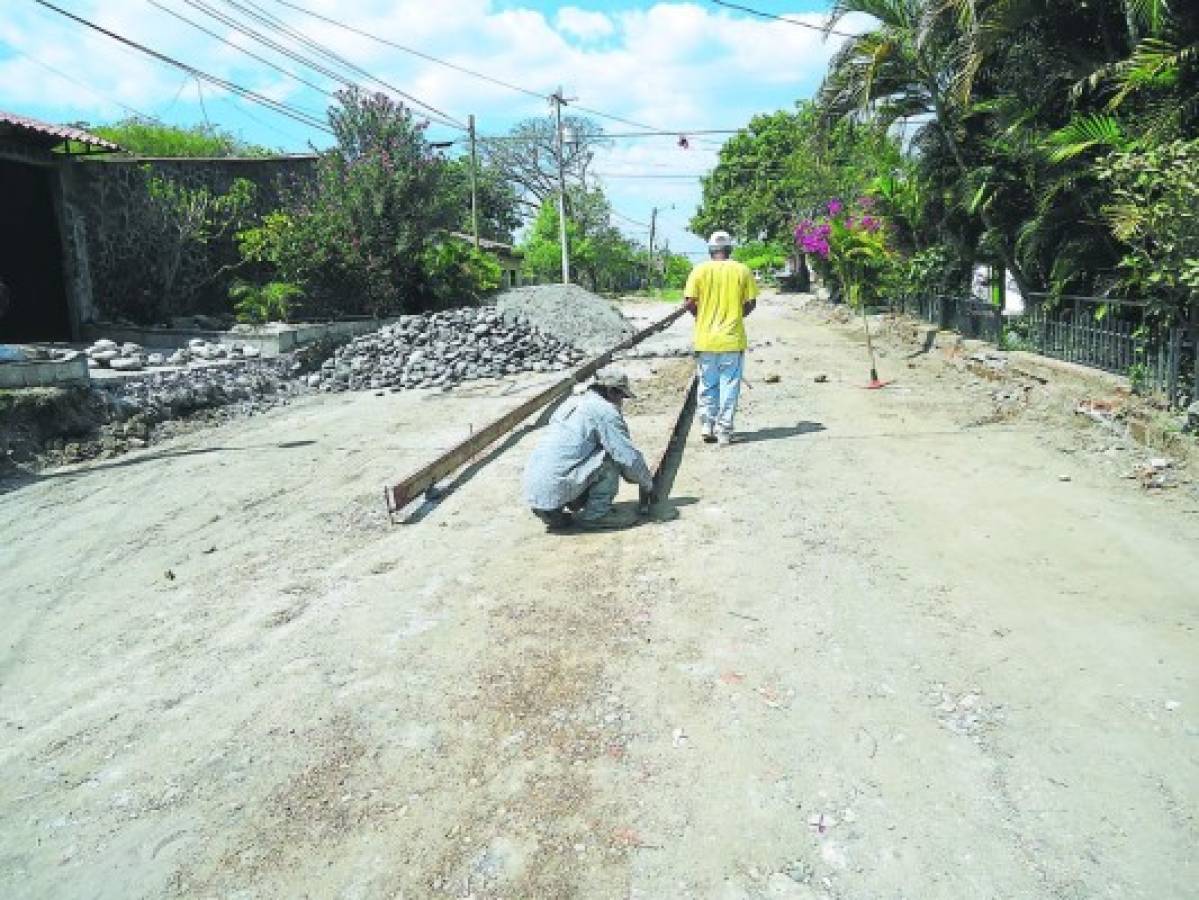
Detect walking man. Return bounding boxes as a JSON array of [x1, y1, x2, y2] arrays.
[[523, 371, 654, 531], [684, 231, 757, 445]]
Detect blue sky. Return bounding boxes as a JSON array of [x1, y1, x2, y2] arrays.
[[0, 1, 863, 256]]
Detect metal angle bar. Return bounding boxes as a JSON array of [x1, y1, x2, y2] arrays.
[[384, 306, 687, 521], [639, 373, 698, 513]]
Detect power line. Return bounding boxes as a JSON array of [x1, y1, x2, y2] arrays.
[[261, 0, 722, 145], [468, 128, 743, 145], [0, 39, 158, 120], [30, 0, 334, 133], [610, 208, 652, 228], [264, 0, 548, 102], [708, 0, 863, 39], [215, 0, 467, 129], [146, 0, 336, 99]]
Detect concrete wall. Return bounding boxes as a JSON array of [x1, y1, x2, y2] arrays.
[[0, 355, 89, 389]]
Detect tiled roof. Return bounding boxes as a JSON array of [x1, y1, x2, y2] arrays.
[[0, 111, 122, 152]]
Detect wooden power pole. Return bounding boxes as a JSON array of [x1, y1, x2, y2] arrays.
[[645, 206, 658, 291], [551, 88, 571, 285], [468, 114, 480, 250]]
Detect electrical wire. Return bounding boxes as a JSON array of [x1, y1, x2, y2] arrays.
[[146, 0, 336, 99], [30, 0, 334, 133], [263, 0, 548, 102], [214, 0, 466, 129], [708, 0, 863, 39], [0, 39, 158, 120], [261, 0, 727, 146]]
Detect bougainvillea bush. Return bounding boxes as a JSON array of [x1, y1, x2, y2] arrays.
[[796, 198, 893, 307]]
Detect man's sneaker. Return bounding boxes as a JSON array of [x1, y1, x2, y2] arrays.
[[716, 430, 733, 447], [701, 421, 717, 444], [574, 508, 638, 530]]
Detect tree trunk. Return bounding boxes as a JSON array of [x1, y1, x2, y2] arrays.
[[924, 71, 1036, 300]]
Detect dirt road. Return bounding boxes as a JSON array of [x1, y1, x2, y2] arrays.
[[2, 294, 1196, 899]]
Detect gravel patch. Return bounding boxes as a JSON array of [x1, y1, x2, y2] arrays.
[[494, 285, 635, 355], [308, 306, 585, 393]]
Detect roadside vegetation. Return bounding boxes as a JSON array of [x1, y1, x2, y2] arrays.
[[692, 0, 1197, 329]]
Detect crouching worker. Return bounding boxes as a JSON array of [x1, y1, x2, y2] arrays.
[[523, 371, 654, 531]]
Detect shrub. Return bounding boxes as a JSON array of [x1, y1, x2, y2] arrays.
[[229, 280, 302, 324], [420, 240, 502, 307]]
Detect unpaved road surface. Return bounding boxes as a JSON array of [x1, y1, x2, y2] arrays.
[[2, 295, 1196, 899]]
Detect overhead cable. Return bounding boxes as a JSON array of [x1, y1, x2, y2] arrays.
[[708, 0, 863, 39], [146, 0, 335, 99], [216, 0, 466, 129], [262, 0, 718, 144], [0, 39, 157, 120], [30, 0, 334, 133]]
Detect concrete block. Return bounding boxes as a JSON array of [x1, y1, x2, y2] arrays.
[[0, 356, 90, 389]]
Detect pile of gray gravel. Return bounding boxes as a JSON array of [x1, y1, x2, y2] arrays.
[[494, 284, 635, 355], [308, 305, 585, 393]]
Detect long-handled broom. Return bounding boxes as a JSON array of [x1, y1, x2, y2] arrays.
[[859, 302, 891, 390]]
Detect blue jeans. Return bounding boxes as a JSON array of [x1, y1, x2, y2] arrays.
[[697, 351, 744, 434]]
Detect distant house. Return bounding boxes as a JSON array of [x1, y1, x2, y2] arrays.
[[451, 232, 522, 290]]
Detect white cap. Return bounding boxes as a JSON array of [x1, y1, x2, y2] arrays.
[[707, 230, 734, 249]]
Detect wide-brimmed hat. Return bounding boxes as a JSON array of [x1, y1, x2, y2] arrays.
[[594, 370, 636, 399], [707, 230, 734, 249]]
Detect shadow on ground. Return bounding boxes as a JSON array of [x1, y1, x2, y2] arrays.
[[734, 422, 827, 444], [0, 440, 318, 494]]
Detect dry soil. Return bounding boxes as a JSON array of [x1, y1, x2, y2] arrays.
[[1, 294, 1196, 899]]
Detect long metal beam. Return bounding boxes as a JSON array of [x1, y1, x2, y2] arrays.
[[385, 305, 687, 520]]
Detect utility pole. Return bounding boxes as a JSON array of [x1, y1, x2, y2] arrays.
[[645, 206, 658, 292], [551, 88, 571, 285], [467, 114, 480, 250]]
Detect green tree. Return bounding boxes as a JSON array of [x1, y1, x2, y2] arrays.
[[481, 115, 608, 215], [442, 157, 522, 243], [690, 104, 899, 246], [239, 89, 454, 316]]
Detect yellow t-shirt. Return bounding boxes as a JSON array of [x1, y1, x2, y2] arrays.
[[684, 259, 758, 352]]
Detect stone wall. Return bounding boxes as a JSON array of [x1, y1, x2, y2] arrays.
[[59, 155, 317, 325]]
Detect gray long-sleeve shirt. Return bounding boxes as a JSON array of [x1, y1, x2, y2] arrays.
[[522, 389, 654, 511]]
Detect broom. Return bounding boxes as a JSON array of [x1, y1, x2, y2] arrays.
[[859, 301, 890, 390]]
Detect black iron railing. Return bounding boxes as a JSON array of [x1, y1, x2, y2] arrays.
[[893, 292, 1196, 409]]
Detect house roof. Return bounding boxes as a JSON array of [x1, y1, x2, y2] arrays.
[[450, 231, 522, 257], [0, 111, 122, 153]]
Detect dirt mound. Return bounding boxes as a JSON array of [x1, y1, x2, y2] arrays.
[[494, 285, 635, 355]]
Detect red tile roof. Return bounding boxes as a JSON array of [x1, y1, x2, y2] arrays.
[[0, 111, 122, 152]]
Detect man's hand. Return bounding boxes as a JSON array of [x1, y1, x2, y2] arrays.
[[743, 299, 757, 317], [684, 298, 698, 316]]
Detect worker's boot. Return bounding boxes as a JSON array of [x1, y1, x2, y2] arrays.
[[574, 507, 638, 530], [533, 508, 574, 531], [700, 420, 717, 444]]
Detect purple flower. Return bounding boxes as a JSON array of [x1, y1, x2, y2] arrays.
[[860, 215, 880, 232], [827, 199, 844, 215]]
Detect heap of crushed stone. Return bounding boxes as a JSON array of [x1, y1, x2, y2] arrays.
[[494, 284, 636, 355]]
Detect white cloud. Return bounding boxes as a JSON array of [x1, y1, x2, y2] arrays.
[[0, 2, 870, 250], [556, 7, 615, 42]]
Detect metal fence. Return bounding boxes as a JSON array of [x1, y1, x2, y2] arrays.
[[893, 292, 1197, 409]]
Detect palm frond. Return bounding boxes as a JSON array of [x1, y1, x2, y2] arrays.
[[1043, 114, 1130, 162]]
